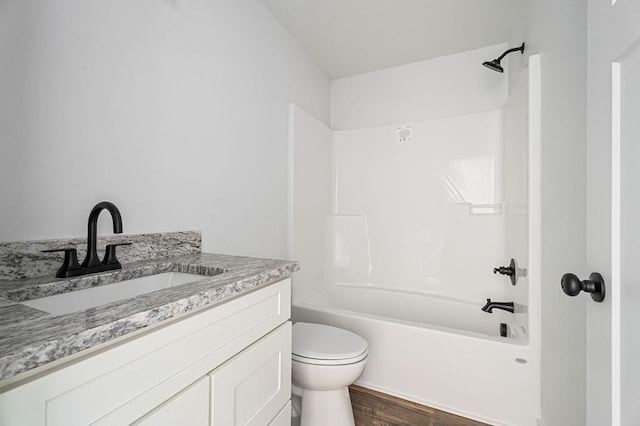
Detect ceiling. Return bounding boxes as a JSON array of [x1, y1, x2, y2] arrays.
[[262, 0, 526, 79]]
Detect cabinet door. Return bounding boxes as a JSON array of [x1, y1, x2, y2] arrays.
[[210, 322, 291, 426], [269, 401, 291, 426], [131, 377, 209, 426]]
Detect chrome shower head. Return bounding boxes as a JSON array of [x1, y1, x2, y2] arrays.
[[482, 42, 525, 73]]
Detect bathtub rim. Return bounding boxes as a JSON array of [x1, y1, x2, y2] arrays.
[[294, 284, 530, 346]]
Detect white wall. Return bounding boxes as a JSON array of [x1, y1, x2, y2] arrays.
[[0, 0, 329, 258], [330, 43, 508, 130], [524, 1, 589, 425]]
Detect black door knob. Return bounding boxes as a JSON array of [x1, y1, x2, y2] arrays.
[[561, 272, 606, 302]]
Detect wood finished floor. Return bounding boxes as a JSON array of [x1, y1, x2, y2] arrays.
[[349, 385, 490, 426]]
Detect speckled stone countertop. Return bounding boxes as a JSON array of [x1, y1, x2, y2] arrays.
[[0, 252, 299, 382]]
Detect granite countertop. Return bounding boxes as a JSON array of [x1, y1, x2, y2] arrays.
[[0, 252, 299, 383]]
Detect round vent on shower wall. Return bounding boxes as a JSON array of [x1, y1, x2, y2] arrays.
[[397, 126, 412, 142]]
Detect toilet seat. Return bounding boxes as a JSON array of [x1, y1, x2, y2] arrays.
[[292, 322, 368, 366]]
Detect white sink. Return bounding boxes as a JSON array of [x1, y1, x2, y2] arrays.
[[22, 272, 208, 316]]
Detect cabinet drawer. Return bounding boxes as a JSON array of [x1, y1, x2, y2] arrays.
[[210, 322, 291, 426], [132, 376, 209, 426]]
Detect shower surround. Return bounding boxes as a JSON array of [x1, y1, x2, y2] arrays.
[[288, 46, 540, 425]]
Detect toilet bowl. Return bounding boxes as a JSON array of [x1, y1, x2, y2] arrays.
[[292, 322, 368, 426]]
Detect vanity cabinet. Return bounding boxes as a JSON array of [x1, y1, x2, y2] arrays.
[[0, 278, 292, 426]]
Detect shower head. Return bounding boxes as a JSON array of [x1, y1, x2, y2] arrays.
[[482, 42, 525, 73], [482, 59, 504, 73]]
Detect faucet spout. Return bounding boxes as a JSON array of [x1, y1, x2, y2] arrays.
[[481, 298, 514, 314], [81, 201, 123, 268]]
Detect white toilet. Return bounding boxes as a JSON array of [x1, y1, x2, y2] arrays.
[[291, 322, 368, 426]]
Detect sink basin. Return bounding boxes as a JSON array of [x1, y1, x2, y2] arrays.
[[21, 272, 209, 316]]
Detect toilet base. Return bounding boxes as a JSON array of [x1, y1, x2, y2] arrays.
[[300, 387, 355, 426]]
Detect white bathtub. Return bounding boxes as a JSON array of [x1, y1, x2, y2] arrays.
[[293, 284, 538, 426]]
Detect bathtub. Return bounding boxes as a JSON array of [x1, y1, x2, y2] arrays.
[[292, 284, 538, 426]]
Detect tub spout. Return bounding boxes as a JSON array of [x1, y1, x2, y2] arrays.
[[481, 298, 514, 314]]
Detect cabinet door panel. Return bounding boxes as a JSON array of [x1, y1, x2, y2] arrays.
[[269, 401, 291, 426], [132, 377, 209, 426], [211, 322, 291, 426]]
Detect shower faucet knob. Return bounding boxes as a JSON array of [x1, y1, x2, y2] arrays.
[[493, 258, 520, 285], [493, 266, 514, 276]]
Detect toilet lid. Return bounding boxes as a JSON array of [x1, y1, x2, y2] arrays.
[[292, 322, 368, 362]]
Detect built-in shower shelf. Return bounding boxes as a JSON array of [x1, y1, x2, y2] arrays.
[[468, 203, 503, 215]]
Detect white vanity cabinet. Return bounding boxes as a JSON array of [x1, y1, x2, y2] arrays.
[[0, 278, 292, 426]]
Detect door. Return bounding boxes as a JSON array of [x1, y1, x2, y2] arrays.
[[587, 1, 640, 425]]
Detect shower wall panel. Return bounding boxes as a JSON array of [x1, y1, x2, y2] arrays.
[[288, 104, 332, 302], [330, 44, 509, 130], [330, 110, 510, 303]]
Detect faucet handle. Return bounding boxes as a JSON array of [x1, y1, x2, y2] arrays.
[[102, 242, 132, 266], [493, 258, 520, 285], [41, 248, 81, 278]]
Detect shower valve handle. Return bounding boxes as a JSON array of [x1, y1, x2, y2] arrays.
[[493, 258, 519, 286], [493, 266, 514, 276]]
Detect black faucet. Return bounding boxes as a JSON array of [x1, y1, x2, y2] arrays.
[[43, 202, 130, 278], [81, 201, 123, 269], [481, 298, 514, 314]]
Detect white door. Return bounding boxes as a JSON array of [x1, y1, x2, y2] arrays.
[[587, 1, 640, 425]]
